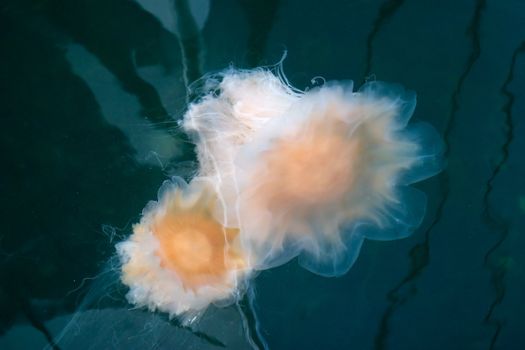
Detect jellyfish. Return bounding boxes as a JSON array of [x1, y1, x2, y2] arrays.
[[115, 177, 251, 322], [183, 68, 444, 277]]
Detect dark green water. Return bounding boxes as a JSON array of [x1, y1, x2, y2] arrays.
[[1, 0, 524, 349]]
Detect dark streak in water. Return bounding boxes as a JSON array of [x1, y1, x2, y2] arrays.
[[482, 41, 525, 350], [373, 1, 486, 349], [19, 298, 61, 350], [185, 328, 226, 348], [239, 0, 281, 67], [238, 287, 268, 350], [362, 0, 405, 82], [166, 315, 226, 348]]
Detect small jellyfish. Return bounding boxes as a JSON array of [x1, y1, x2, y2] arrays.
[[116, 177, 250, 321], [183, 69, 444, 277]]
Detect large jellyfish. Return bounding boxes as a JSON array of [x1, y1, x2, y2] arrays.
[[183, 67, 444, 277]]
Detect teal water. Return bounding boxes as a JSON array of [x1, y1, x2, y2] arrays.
[[1, 0, 524, 349]]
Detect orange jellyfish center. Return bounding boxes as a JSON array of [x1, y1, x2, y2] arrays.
[[259, 125, 360, 209], [163, 228, 213, 272], [153, 209, 241, 290]]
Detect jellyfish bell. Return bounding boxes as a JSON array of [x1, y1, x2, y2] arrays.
[[116, 177, 251, 322], [234, 81, 444, 276], [183, 68, 444, 277]]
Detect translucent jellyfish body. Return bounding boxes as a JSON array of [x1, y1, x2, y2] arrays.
[[183, 69, 444, 277], [116, 178, 250, 321], [182, 69, 300, 230]]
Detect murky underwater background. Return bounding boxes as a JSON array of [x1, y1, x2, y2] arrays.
[[1, 0, 524, 349]]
